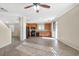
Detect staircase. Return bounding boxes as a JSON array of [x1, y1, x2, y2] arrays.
[[0, 20, 11, 48]]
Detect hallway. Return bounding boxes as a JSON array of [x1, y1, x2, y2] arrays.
[[0, 37, 79, 56]]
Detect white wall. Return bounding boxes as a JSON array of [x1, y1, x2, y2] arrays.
[[0, 20, 11, 48], [51, 21, 54, 38], [19, 16, 26, 41], [13, 24, 20, 37], [57, 4, 79, 51], [23, 17, 26, 40]]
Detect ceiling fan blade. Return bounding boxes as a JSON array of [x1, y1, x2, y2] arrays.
[[39, 4, 50, 8], [24, 5, 34, 9]]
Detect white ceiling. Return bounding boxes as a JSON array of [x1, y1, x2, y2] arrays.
[[0, 3, 78, 23]]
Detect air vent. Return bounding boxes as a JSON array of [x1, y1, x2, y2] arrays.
[[0, 7, 8, 12]]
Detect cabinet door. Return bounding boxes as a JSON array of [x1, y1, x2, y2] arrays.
[[45, 23, 51, 31]]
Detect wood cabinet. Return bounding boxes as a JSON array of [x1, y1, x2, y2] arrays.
[[39, 31, 51, 37], [26, 23, 37, 29], [45, 23, 51, 31]]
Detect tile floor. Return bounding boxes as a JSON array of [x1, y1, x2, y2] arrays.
[[0, 37, 79, 56]]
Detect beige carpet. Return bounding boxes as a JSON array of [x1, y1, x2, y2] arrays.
[[16, 42, 54, 56]]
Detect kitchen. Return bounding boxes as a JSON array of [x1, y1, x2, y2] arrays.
[[26, 23, 52, 38]]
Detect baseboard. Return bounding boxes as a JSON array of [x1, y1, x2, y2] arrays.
[[0, 41, 11, 48], [58, 39, 79, 51]]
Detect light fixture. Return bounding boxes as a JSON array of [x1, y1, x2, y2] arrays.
[[33, 5, 40, 13]]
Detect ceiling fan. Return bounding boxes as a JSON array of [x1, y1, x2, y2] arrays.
[[24, 3, 50, 13]]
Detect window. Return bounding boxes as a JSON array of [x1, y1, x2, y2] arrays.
[[38, 24, 45, 31]]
